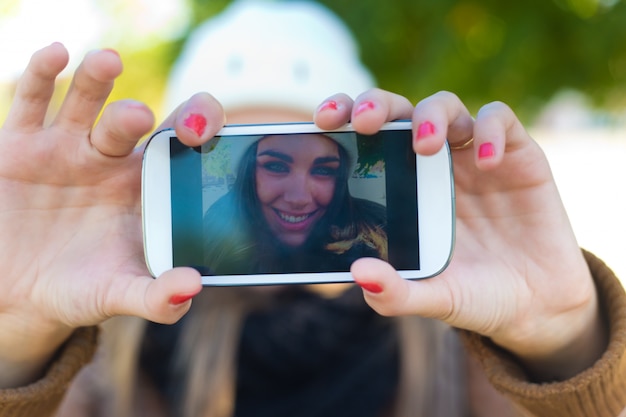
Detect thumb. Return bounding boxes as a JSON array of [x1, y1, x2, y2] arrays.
[[351, 258, 455, 321], [111, 268, 203, 324]]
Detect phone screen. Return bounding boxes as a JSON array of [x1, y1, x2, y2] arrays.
[[169, 130, 419, 278]]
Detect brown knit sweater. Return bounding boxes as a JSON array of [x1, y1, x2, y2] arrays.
[[462, 250, 626, 416], [1, 250, 624, 417]]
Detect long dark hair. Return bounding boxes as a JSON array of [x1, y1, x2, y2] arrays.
[[203, 137, 386, 274]]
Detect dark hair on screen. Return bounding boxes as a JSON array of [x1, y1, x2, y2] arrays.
[[203, 137, 386, 274]]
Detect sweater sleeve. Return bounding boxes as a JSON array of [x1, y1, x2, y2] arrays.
[[0, 326, 99, 417], [461, 250, 626, 417]]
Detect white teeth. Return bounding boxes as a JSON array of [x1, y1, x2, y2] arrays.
[[279, 212, 310, 223]]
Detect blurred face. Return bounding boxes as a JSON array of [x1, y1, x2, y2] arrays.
[[255, 134, 340, 247]]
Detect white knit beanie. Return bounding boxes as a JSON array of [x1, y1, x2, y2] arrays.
[[164, 0, 375, 115], [226, 132, 359, 178]]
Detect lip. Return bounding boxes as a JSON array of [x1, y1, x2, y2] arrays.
[[272, 208, 318, 231]]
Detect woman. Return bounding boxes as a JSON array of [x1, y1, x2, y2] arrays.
[[1, 41, 625, 417], [202, 132, 387, 276], [1, 4, 625, 417]]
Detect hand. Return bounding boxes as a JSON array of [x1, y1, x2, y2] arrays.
[[0, 43, 224, 387], [314, 89, 606, 381]]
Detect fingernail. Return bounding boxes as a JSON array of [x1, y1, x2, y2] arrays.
[[356, 281, 384, 294], [318, 100, 338, 112], [416, 121, 435, 139], [169, 293, 196, 306], [478, 142, 496, 159], [354, 101, 375, 116], [184, 113, 207, 137]]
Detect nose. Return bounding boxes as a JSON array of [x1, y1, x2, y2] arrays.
[[282, 172, 313, 207]]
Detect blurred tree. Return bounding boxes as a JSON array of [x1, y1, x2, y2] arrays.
[[99, 0, 232, 122], [318, 0, 626, 122], [183, 0, 626, 123], [2, 0, 625, 125], [93, 0, 195, 121]]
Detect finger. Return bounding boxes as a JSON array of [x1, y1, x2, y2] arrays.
[[156, 93, 226, 148], [412, 91, 474, 156], [110, 268, 203, 324], [313, 93, 354, 129], [90, 100, 155, 157], [473, 101, 531, 170], [351, 258, 454, 320], [350, 88, 414, 134], [53, 49, 123, 133], [3, 43, 69, 131]]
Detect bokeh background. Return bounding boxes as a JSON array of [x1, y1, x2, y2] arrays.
[[1, 0, 624, 280]]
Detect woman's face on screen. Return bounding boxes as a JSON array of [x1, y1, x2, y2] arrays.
[[255, 134, 340, 247]]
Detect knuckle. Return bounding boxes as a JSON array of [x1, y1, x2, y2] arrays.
[[434, 90, 459, 101], [478, 101, 513, 117]]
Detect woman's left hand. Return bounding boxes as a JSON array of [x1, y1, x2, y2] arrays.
[[314, 88, 606, 381]]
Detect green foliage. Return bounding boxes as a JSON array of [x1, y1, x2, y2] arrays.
[[354, 136, 385, 177], [313, 0, 626, 122], [3, 0, 625, 125], [202, 139, 231, 178], [188, 0, 231, 25], [182, 0, 626, 122]]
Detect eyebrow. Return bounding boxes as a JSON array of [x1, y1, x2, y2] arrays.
[[313, 156, 341, 165], [257, 150, 340, 165], [257, 150, 293, 163]]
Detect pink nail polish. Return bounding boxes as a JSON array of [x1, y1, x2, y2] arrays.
[[169, 293, 196, 306], [319, 100, 338, 111], [356, 281, 383, 294], [416, 121, 435, 139], [354, 101, 375, 116], [478, 142, 496, 159], [184, 113, 207, 137]]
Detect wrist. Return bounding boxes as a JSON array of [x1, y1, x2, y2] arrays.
[[0, 316, 73, 388], [493, 277, 607, 381], [514, 303, 606, 381]]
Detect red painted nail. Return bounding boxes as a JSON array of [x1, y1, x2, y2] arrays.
[[169, 293, 196, 306], [478, 142, 496, 159], [319, 100, 338, 111], [356, 281, 384, 294], [416, 121, 435, 139], [354, 101, 375, 116], [184, 113, 207, 137]]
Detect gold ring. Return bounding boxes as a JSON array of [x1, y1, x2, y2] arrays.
[[449, 137, 474, 151]]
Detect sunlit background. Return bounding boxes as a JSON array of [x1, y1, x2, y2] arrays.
[[1, 0, 624, 281]]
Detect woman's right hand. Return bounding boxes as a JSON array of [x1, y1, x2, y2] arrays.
[[315, 89, 605, 382], [0, 43, 224, 388]]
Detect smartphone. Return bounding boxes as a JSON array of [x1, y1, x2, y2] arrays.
[[142, 121, 454, 285]]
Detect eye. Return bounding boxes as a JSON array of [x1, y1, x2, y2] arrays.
[[311, 165, 338, 177], [261, 161, 289, 174]]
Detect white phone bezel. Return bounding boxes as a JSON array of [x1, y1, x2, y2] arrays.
[[142, 121, 454, 285]]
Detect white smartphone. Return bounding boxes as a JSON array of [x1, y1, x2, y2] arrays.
[[142, 121, 455, 285]]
